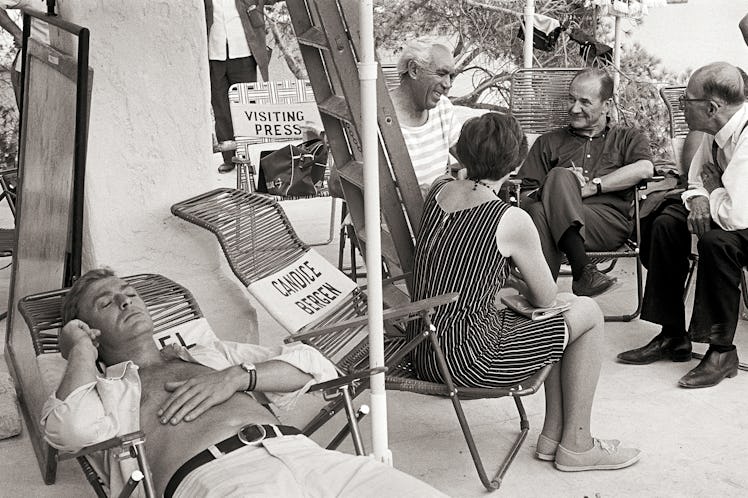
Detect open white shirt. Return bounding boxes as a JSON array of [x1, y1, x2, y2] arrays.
[[40, 326, 337, 498], [682, 103, 748, 231], [207, 0, 251, 61]]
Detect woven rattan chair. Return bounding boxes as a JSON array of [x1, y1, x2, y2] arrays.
[[172, 187, 555, 491], [510, 67, 653, 322], [228, 80, 337, 247], [661, 85, 748, 371]]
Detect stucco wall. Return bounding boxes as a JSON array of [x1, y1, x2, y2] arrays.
[[56, 0, 257, 342]]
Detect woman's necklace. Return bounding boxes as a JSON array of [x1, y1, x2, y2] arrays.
[[472, 179, 502, 199]]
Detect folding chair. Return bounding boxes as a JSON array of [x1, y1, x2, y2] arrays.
[[16, 273, 196, 496], [228, 79, 337, 246], [660, 86, 691, 170], [509, 67, 652, 322], [172, 186, 554, 491], [16, 271, 383, 494], [661, 85, 748, 371]]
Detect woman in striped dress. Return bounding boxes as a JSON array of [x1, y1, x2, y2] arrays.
[[409, 113, 640, 472]]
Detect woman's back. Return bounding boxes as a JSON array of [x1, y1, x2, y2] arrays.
[[411, 178, 511, 318]]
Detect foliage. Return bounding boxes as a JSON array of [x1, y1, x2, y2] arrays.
[[0, 96, 18, 170], [616, 43, 688, 161], [267, 0, 688, 161]]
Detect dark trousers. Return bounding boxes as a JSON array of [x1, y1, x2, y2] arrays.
[[522, 168, 631, 279], [640, 200, 748, 346], [209, 56, 257, 164]]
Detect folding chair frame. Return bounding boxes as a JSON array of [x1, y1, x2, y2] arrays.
[[16, 272, 378, 493]]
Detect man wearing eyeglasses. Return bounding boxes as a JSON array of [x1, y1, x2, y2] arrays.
[[618, 62, 748, 389], [390, 38, 461, 195]]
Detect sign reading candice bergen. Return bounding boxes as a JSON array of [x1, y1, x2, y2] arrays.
[[247, 249, 358, 333]]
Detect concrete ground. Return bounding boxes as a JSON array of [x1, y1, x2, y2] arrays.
[[1, 155, 747, 497]]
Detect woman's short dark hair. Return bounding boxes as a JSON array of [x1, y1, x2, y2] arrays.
[[62, 267, 116, 324], [455, 113, 528, 181]]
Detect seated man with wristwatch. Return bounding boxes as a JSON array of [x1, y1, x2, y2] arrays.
[[41, 268, 443, 497], [516, 68, 654, 297]]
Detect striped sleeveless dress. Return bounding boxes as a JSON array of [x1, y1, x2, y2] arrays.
[[408, 178, 567, 388]]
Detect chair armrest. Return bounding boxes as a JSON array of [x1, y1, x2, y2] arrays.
[[636, 175, 666, 189], [285, 292, 459, 344], [58, 431, 146, 461], [355, 272, 411, 293], [307, 367, 388, 393]]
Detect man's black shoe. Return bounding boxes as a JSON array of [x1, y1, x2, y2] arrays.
[[617, 334, 692, 365], [571, 263, 617, 297], [217, 162, 235, 174], [678, 348, 738, 388]]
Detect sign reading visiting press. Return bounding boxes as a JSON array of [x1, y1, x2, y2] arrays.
[[247, 249, 358, 333], [229, 80, 323, 140], [231, 102, 322, 139]]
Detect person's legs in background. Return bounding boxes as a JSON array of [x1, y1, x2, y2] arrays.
[[618, 202, 693, 365], [210, 56, 257, 173], [679, 227, 748, 388], [525, 167, 627, 297]]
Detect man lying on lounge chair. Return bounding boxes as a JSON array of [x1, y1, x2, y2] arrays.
[[41, 268, 443, 497]]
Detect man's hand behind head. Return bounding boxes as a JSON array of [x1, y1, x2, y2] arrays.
[[59, 319, 100, 361]]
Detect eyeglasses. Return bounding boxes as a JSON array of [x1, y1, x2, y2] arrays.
[[678, 94, 711, 110]]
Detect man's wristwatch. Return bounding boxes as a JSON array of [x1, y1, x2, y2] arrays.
[[239, 362, 257, 392], [591, 177, 603, 195]]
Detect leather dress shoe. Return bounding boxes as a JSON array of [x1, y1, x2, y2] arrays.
[[617, 334, 692, 365], [678, 348, 739, 388], [572, 264, 617, 297], [217, 162, 236, 174]]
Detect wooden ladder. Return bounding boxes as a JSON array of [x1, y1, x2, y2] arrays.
[[285, 0, 422, 286]]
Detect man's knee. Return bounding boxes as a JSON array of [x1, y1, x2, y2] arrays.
[[544, 167, 579, 190], [651, 206, 688, 240], [697, 229, 738, 262]]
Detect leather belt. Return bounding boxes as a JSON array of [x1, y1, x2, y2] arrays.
[[164, 423, 300, 497]]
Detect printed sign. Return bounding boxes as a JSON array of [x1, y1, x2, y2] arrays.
[[247, 249, 358, 333], [231, 102, 323, 139]]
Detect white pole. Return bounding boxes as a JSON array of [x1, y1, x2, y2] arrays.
[[358, 0, 391, 465], [612, 14, 622, 120], [523, 0, 535, 68]]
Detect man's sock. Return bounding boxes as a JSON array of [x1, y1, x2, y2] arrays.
[[659, 325, 688, 339], [707, 344, 736, 353], [558, 227, 588, 280]]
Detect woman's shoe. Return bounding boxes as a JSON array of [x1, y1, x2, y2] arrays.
[[535, 434, 559, 461], [555, 438, 640, 472]]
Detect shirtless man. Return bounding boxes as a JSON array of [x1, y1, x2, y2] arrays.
[[42, 269, 442, 497]]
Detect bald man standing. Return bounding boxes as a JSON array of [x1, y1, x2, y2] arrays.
[[618, 63, 748, 388]]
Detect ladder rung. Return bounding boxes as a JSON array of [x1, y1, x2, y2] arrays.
[[318, 96, 353, 122], [297, 27, 329, 50], [357, 229, 401, 273], [337, 160, 364, 189]]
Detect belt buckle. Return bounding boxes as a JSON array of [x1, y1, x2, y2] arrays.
[[237, 423, 267, 445]]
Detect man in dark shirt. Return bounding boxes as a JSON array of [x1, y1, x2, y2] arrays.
[[517, 68, 654, 297]]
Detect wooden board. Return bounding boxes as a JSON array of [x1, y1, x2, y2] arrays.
[[4, 35, 91, 483]]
